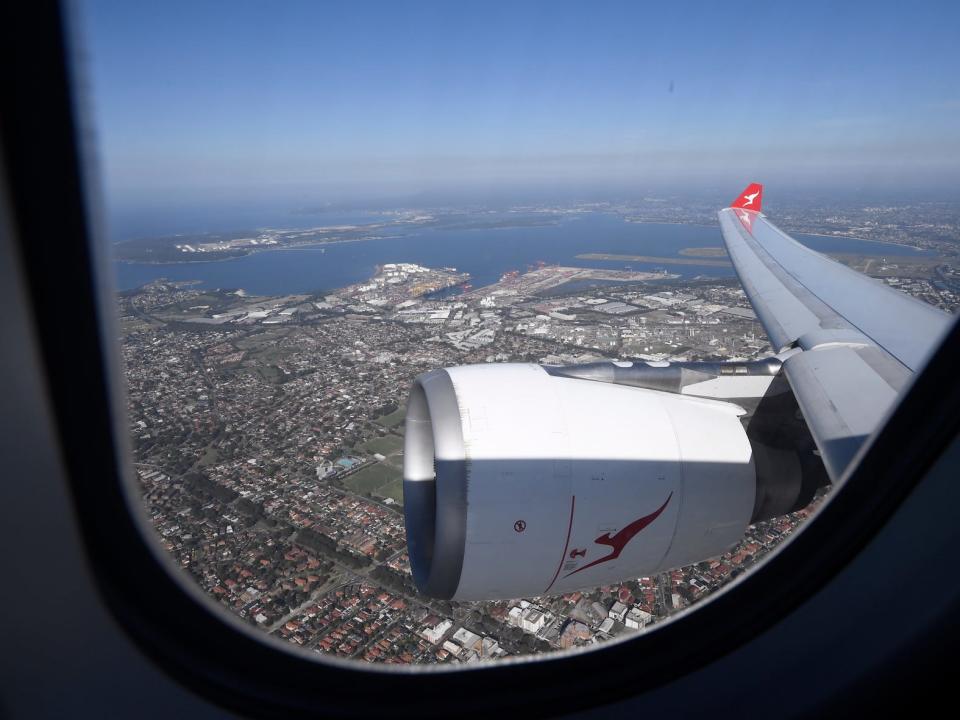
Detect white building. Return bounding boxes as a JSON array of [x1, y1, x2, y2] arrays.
[[608, 601, 628, 623], [625, 607, 653, 630], [452, 627, 482, 654], [421, 618, 453, 645], [521, 608, 546, 634]]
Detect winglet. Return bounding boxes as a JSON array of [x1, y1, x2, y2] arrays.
[[731, 183, 763, 212]]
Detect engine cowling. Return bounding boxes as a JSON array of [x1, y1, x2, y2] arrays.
[[403, 363, 757, 600]]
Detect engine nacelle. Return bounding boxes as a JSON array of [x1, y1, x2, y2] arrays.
[[403, 363, 758, 600]]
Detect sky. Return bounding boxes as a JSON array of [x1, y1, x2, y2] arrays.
[[76, 0, 960, 230]]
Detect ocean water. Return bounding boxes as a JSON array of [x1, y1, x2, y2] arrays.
[[113, 213, 928, 296]]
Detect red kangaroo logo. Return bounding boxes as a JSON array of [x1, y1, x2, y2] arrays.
[[569, 548, 586, 559], [564, 492, 673, 579]]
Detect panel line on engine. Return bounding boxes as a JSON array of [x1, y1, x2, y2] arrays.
[[543, 495, 576, 594]]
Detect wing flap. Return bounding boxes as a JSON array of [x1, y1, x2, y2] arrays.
[[783, 347, 900, 480]]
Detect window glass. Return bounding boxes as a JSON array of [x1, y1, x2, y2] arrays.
[[78, 1, 959, 665]]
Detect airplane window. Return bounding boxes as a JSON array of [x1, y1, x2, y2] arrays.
[[74, 0, 959, 668]]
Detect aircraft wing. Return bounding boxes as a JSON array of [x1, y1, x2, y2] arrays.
[[718, 183, 952, 480]]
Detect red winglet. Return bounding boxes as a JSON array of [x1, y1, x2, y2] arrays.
[[731, 182, 763, 212]]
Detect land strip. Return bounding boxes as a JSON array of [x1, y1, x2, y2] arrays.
[[577, 253, 732, 267]]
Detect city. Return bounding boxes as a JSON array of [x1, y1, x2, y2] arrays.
[[118, 228, 957, 664]]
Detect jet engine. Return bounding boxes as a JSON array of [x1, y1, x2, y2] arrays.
[[403, 362, 817, 601]]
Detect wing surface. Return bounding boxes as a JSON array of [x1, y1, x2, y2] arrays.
[[718, 184, 952, 480]]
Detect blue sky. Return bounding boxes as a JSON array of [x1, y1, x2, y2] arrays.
[[78, 0, 960, 211]]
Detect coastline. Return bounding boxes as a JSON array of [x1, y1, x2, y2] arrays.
[[113, 234, 397, 266]]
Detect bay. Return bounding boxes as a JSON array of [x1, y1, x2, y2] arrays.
[[114, 213, 929, 296]]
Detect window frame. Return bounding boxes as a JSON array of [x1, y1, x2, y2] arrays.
[[4, 2, 960, 717]]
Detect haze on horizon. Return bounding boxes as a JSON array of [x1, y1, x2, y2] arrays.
[[77, 0, 960, 238]]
